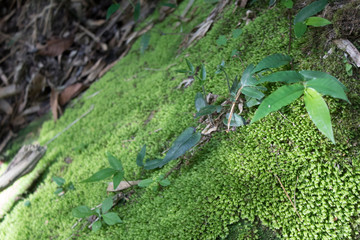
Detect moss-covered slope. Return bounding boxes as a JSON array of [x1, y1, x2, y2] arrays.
[[0, 1, 359, 239]]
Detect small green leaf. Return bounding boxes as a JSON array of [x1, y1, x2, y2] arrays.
[[201, 64, 206, 81], [113, 171, 124, 190], [241, 64, 256, 86], [134, 1, 141, 21], [72, 206, 94, 218], [175, 69, 189, 74], [160, 2, 177, 8], [294, 22, 307, 38], [304, 88, 334, 143], [159, 179, 171, 187], [305, 17, 332, 27], [216, 35, 227, 46], [232, 29, 243, 39], [251, 84, 304, 123], [52, 176, 65, 186], [269, 0, 276, 7], [54, 188, 63, 195], [230, 76, 240, 97], [103, 212, 122, 225], [136, 145, 146, 167], [258, 71, 304, 84], [242, 86, 265, 100], [195, 92, 207, 112], [294, 0, 328, 24], [223, 113, 245, 127], [253, 54, 292, 73], [92, 221, 102, 232], [246, 97, 260, 108], [299, 70, 347, 90], [306, 78, 350, 103], [107, 152, 123, 171], [140, 32, 150, 54], [283, 0, 293, 8], [144, 159, 163, 170], [160, 127, 201, 167], [185, 59, 195, 74], [67, 182, 75, 190], [195, 105, 218, 118], [106, 3, 120, 20], [102, 197, 113, 214], [82, 168, 116, 183], [138, 178, 154, 187]]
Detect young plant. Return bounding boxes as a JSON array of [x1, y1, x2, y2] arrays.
[[215, 60, 231, 93], [72, 197, 122, 232], [52, 176, 75, 196], [138, 174, 171, 191], [137, 127, 201, 170], [83, 153, 124, 190], [293, 0, 331, 38]]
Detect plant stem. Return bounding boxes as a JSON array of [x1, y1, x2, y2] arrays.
[[227, 85, 243, 132], [223, 70, 231, 93], [202, 85, 206, 97]]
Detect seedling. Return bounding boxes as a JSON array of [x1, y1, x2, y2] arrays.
[[52, 176, 75, 196], [82, 153, 125, 191], [138, 174, 171, 191], [72, 197, 122, 232]]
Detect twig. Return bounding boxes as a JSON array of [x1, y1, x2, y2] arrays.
[[227, 86, 243, 132], [274, 174, 302, 220], [45, 105, 94, 146], [74, 22, 108, 51], [278, 111, 295, 126]]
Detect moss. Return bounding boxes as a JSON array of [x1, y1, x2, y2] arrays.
[[0, 1, 359, 240]]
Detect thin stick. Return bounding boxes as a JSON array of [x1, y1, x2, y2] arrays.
[[227, 86, 243, 132], [74, 22, 107, 51], [45, 105, 94, 146], [274, 174, 302, 220]]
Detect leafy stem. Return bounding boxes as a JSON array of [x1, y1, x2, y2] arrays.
[[227, 85, 244, 132]]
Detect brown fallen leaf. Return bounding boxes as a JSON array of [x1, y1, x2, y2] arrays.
[[59, 83, 86, 106], [50, 88, 59, 121], [107, 181, 141, 192], [177, 77, 194, 89], [37, 37, 74, 57]]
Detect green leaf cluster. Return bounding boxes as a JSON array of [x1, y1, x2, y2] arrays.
[[138, 174, 171, 191], [52, 176, 75, 196]]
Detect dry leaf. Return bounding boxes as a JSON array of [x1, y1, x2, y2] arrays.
[[201, 123, 218, 135], [107, 181, 140, 192], [59, 83, 86, 106], [37, 37, 74, 57], [50, 88, 59, 121], [177, 77, 194, 89]]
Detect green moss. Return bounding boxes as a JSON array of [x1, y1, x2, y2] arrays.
[[0, 1, 359, 240]]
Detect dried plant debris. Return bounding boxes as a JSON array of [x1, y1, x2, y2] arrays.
[[0, 0, 179, 153]]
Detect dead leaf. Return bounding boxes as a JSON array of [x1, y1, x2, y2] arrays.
[[206, 93, 218, 105], [177, 77, 194, 89], [59, 83, 86, 106], [107, 181, 140, 192], [201, 123, 218, 135], [37, 37, 74, 57], [50, 88, 59, 121]]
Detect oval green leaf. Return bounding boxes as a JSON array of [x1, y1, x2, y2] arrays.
[[52, 176, 65, 186], [253, 54, 292, 73], [136, 144, 146, 167], [305, 17, 332, 27], [195, 92, 207, 112], [144, 159, 163, 170], [306, 78, 350, 103], [294, 22, 307, 38], [223, 113, 245, 127], [107, 152, 123, 171], [195, 105, 218, 118], [113, 171, 124, 190], [72, 205, 94, 218], [294, 0, 328, 24], [299, 70, 347, 91], [304, 88, 335, 143], [92, 220, 102, 232], [102, 197, 113, 214], [242, 86, 265, 100], [251, 84, 304, 123], [201, 64, 206, 81], [82, 168, 116, 183], [138, 178, 153, 187], [159, 179, 171, 187], [258, 71, 304, 84], [103, 212, 122, 225]]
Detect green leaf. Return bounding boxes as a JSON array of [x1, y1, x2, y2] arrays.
[[306, 78, 350, 103], [175, 69, 189, 74], [223, 113, 245, 127], [230, 49, 240, 57], [242, 86, 265, 100], [67, 182, 75, 190], [251, 84, 304, 123], [136, 145, 146, 167], [195, 92, 207, 112], [160, 2, 177, 8], [201, 64, 206, 81], [258, 71, 304, 84], [185, 59, 195, 74], [54, 188, 63, 195], [305, 17, 331, 27], [134, 1, 141, 21], [216, 35, 227, 46], [232, 29, 243, 39], [144, 159, 163, 170], [102, 197, 113, 214], [283, 0, 293, 8], [52, 176, 65, 186], [299, 70, 347, 91], [294, 0, 328, 24], [106, 3, 120, 20], [113, 171, 124, 190], [241, 64, 256, 86], [82, 168, 116, 183], [159, 179, 171, 187], [253, 54, 291, 73], [72, 206, 94, 218], [304, 88, 334, 143], [138, 178, 154, 187], [294, 22, 307, 38], [140, 32, 150, 54], [107, 152, 123, 171], [246, 97, 260, 108], [92, 221, 102, 232], [103, 212, 122, 225], [195, 105, 219, 118], [160, 127, 201, 167]]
